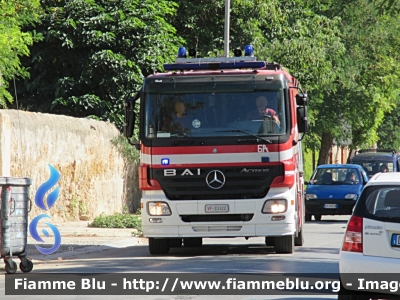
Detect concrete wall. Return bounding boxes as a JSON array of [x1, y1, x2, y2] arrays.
[[0, 109, 138, 222]]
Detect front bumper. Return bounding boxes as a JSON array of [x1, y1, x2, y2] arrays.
[[305, 199, 355, 215], [142, 222, 296, 238]]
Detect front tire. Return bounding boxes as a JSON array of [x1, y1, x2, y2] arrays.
[[305, 214, 312, 222], [294, 228, 304, 246], [148, 238, 170, 255], [273, 235, 294, 254]]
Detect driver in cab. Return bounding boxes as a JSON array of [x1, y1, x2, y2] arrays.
[[162, 100, 192, 133], [245, 96, 280, 126]]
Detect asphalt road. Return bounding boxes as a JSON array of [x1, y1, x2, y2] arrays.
[[0, 215, 349, 299]]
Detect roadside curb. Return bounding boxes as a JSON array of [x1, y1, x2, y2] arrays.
[[30, 236, 148, 265]]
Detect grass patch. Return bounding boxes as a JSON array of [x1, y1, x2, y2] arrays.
[[89, 213, 142, 236]]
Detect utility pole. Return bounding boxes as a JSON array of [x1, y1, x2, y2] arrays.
[[224, 0, 230, 57]]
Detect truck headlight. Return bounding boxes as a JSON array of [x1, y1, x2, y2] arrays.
[[345, 194, 358, 200], [305, 194, 317, 200], [262, 199, 287, 214], [147, 202, 172, 216]]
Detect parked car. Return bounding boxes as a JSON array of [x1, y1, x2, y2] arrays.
[[350, 149, 400, 178], [305, 164, 368, 221], [338, 172, 400, 300]]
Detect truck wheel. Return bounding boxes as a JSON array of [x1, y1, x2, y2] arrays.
[[294, 228, 304, 246], [169, 238, 182, 248], [274, 235, 294, 254], [183, 238, 202, 247], [265, 237, 275, 246], [148, 238, 170, 255], [305, 214, 311, 221], [314, 214, 322, 221]]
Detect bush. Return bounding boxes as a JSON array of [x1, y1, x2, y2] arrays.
[[89, 213, 142, 235]]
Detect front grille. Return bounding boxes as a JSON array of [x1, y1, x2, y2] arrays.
[[151, 165, 283, 200], [180, 214, 254, 223]]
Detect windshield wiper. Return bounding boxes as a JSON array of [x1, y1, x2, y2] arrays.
[[216, 129, 272, 144]]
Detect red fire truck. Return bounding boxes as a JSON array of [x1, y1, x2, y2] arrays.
[[124, 45, 309, 255]]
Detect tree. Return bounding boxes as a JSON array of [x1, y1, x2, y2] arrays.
[[377, 103, 400, 149], [11, 0, 184, 129], [0, 0, 41, 107], [311, 1, 400, 165]]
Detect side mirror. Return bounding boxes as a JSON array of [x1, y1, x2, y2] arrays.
[[124, 98, 136, 138], [296, 92, 308, 106], [297, 106, 309, 133], [123, 91, 140, 138]]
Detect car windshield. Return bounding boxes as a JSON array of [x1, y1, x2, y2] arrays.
[[352, 161, 393, 177], [309, 168, 361, 185], [142, 76, 287, 139], [364, 187, 400, 221]]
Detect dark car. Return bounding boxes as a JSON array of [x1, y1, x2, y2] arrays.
[[350, 149, 400, 178], [305, 164, 368, 221]]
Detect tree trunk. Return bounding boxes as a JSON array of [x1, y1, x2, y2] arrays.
[[347, 148, 354, 164], [318, 132, 333, 166]]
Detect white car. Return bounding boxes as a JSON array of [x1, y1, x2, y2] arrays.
[[338, 172, 400, 300]]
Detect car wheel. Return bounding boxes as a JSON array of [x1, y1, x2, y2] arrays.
[[314, 214, 322, 221], [305, 214, 311, 222]]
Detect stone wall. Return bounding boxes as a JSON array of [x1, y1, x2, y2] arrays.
[[0, 110, 139, 222]]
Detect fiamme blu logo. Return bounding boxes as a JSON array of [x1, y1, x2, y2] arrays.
[[28, 164, 62, 255]]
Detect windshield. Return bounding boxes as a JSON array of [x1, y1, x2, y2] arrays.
[[143, 90, 286, 139], [309, 167, 362, 185], [351, 161, 393, 177]]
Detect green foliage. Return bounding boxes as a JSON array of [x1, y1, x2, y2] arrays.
[[377, 104, 400, 149], [88, 212, 142, 235], [111, 135, 140, 165], [307, 0, 400, 164], [5, 0, 400, 164], [172, 0, 344, 93], [303, 148, 318, 181], [0, 0, 42, 106], [11, 0, 184, 130]]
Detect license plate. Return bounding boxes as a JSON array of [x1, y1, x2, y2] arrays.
[[205, 204, 229, 213], [324, 204, 338, 209], [391, 234, 400, 247]]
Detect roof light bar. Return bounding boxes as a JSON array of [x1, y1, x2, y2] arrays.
[[244, 45, 254, 57], [164, 61, 266, 71], [178, 46, 186, 58]]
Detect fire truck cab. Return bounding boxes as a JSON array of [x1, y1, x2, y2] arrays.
[[125, 45, 309, 255]]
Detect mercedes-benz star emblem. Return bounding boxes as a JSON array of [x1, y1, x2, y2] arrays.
[[206, 170, 226, 190]]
